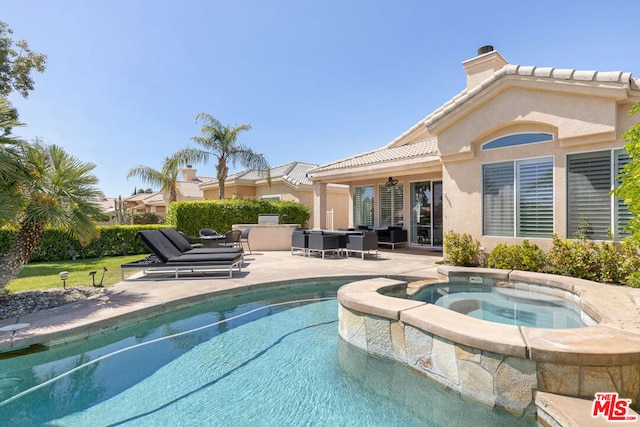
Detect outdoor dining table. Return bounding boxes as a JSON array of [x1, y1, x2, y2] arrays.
[[200, 235, 226, 248]]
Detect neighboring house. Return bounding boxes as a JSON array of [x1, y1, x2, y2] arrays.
[[199, 161, 350, 229], [307, 46, 640, 251], [124, 166, 212, 215], [95, 194, 117, 215]]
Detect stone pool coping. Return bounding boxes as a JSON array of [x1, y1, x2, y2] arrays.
[[337, 266, 640, 366]]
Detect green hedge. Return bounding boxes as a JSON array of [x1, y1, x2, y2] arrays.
[[0, 225, 163, 262], [0, 200, 310, 263], [165, 199, 310, 236]]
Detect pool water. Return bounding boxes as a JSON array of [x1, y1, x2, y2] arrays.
[[0, 283, 534, 426], [410, 283, 585, 328]]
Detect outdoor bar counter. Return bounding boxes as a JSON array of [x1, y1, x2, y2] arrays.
[[232, 223, 300, 251]]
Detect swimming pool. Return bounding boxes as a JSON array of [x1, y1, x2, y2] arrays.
[[0, 281, 533, 426]]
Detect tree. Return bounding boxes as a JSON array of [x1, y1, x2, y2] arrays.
[[127, 154, 182, 203], [0, 143, 103, 289], [615, 102, 640, 240], [0, 20, 47, 128], [0, 97, 31, 225], [0, 20, 47, 99], [177, 113, 270, 199]]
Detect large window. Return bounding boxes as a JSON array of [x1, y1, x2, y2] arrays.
[[379, 183, 404, 228], [567, 149, 630, 240], [483, 157, 553, 237], [353, 186, 374, 228]]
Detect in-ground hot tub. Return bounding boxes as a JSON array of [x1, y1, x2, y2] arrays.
[[337, 266, 640, 415], [395, 275, 594, 329]]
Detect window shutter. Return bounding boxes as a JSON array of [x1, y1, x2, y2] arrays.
[[615, 150, 632, 238], [353, 186, 374, 228], [517, 158, 553, 237], [483, 162, 514, 236], [379, 184, 404, 228], [567, 152, 611, 240]]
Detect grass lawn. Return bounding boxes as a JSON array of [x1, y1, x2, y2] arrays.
[[5, 255, 146, 293]]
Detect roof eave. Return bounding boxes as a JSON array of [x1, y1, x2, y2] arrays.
[[308, 155, 441, 182]]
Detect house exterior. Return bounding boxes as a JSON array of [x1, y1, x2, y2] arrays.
[[307, 46, 640, 251], [124, 166, 211, 215], [199, 161, 350, 229]]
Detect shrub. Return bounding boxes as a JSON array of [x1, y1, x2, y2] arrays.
[[598, 240, 624, 284], [132, 212, 163, 225], [544, 235, 601, 281], [621, 238, 640, 287], [443, 231, 479, 266], [487, 240, 545, 271]]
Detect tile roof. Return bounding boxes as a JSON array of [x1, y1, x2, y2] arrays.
[[177, 181, 205, 199], [143, 192, 165, 205], [424, 64, 640, 127], [307, 138, 438, 174], [125, 192, 157, 202], [202, 161, 319, 187]]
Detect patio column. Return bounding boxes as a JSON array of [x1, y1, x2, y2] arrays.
[[313, 181, 327, 229]]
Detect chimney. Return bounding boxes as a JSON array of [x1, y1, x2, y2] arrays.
[[181, 165, 197, 182], [462, 45, 508, 90]]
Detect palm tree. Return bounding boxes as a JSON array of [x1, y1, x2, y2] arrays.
[[0, 142, 103, 289], [127, 154, 182, 203], [0, 97, 31, 226], [177, 113, 270, 199]]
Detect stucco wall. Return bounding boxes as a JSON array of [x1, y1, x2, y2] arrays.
[[438, 85, 637, 252]]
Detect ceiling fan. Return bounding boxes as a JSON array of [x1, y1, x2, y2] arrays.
[[385, 176, 398, 187]]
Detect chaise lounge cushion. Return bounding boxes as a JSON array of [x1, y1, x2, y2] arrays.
[[160, 228, 243, 256]]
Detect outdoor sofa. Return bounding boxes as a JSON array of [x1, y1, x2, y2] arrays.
[[375, 226, 408, 250], [121, 229, 244, 279]]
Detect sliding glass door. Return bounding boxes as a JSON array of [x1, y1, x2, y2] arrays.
[[409, 181, 443, 247]]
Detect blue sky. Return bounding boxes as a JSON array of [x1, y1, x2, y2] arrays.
[[3, 0, 639, 197]]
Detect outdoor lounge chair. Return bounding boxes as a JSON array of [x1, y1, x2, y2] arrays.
[[345, 231, 378, 260], [121, 230, 243, 279], [160, 228, 243, 256]]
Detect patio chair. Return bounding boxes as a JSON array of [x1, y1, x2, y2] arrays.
[[345, 231, 378, 260], [291, 229, 309, 256], [222, 229, 242, 248], [199, 228, 218, 237], [308, 231, 341, 259], [240, 228, 252, 254]]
